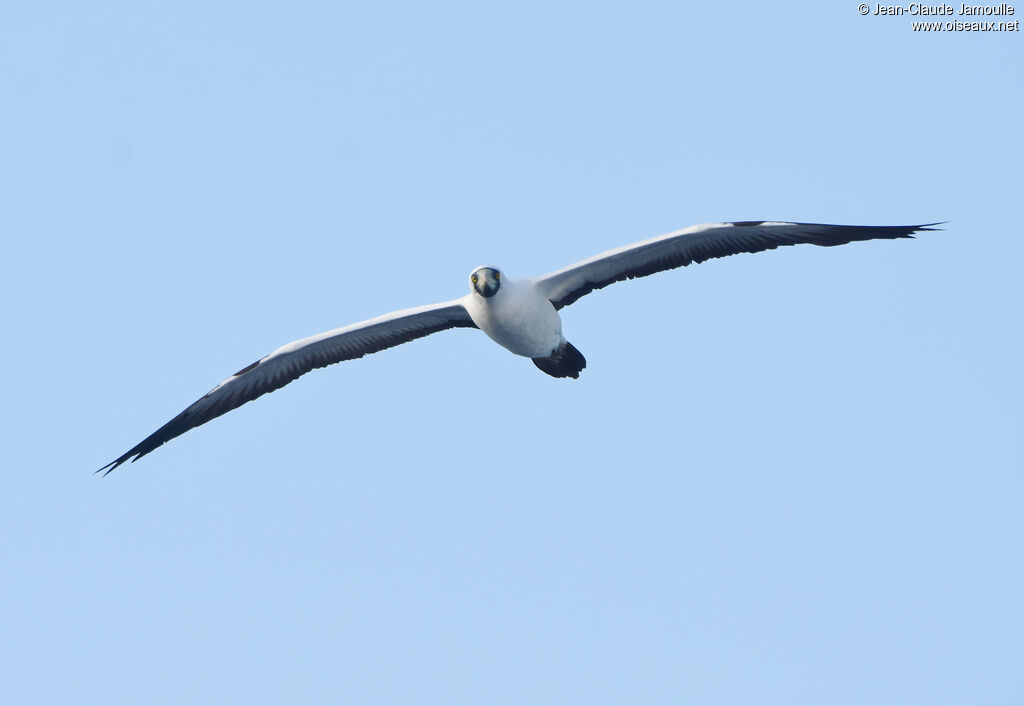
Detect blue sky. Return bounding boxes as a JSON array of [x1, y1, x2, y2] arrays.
[[2, 2, 1021, 704]]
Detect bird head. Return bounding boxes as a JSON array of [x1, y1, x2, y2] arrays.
[[470, 267, 502, 298]]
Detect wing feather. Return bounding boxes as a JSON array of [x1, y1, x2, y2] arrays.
[[98, 298, 476, 474], [538, 221, 939, 310]]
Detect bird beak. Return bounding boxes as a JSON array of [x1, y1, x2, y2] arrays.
[[476, 278, 498, 298]]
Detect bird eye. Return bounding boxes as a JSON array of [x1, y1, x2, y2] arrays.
[[471, 275, 478, 284], [494, 272, 500, 280]]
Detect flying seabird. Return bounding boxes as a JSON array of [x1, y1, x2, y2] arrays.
[[98, 220, 936, 474]]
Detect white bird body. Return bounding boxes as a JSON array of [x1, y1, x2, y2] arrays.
[[99, 220, 938, 474], [463, 274, 563, 358]]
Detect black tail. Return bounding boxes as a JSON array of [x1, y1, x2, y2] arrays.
[[532, 341, 587, 379]]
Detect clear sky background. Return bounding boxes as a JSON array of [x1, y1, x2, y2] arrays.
[[2, 2, 1021, 704]]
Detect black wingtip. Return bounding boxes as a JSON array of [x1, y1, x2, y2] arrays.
[[95, 461, 119, 477], [792, 221, 944, 248], [95, 453, 136, 477], [911, 222, 945, 231], [903, 222, 945, 239]]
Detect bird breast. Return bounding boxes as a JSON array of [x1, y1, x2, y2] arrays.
[[467, 277, 563, 358]]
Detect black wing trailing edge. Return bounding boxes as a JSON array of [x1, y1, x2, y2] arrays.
[[97, 302, 476, 475], [543, 222, 941, 310]]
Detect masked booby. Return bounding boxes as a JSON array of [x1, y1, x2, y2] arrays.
[[98, 220, 936, 473]]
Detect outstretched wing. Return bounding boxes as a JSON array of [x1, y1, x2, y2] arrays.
[[537, 221, 939, 310], [98, 298, 476, 474]]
